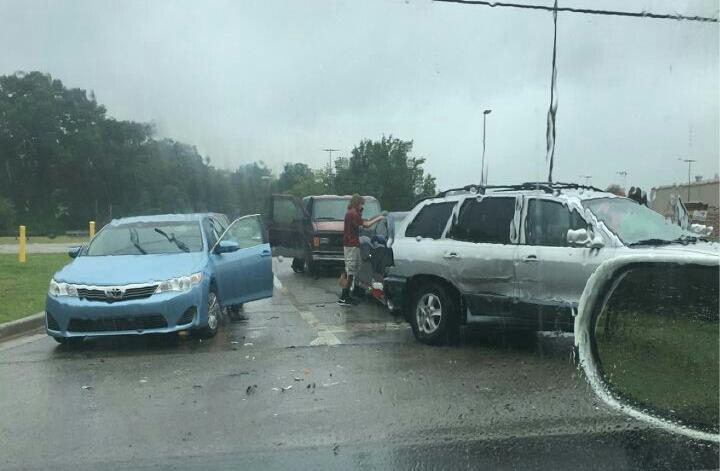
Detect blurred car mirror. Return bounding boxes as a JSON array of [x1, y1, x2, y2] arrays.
[[68, 246, 82, 259], [575, 255, 719, 442], [214, 240, 240, 254]]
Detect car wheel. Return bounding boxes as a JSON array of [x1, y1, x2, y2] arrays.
[[304, 253, 316, 276], [291, 258, 305, 273], [194, 290, 220, 339], [410, 282, 459, 345], [227, 303, 245, 321]]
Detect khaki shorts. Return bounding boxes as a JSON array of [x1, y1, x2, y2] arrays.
[[343, 246, 361, 277]]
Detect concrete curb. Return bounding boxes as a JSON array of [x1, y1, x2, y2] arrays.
[[0, 312, 44, 340]]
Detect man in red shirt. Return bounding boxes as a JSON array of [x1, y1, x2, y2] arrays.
[[338, 194, 384, 306]]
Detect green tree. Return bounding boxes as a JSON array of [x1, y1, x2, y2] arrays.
[[333, 136, 436, 210]]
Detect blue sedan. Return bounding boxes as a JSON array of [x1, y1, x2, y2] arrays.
[[45, 213, 273, 344]]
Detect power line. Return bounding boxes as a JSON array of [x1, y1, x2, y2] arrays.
[[545, 0, 557, 182], [433, 0, 718, 22]]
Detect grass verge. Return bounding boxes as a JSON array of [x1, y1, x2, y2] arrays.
[[0, 254, 71, 323]]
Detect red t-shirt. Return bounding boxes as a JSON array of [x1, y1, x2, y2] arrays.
[[343, 208, 363, 247]]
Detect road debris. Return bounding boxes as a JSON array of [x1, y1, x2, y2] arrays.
[[246, 385, 257, 395], [139, 378, 148, 383], [192, 384, 203, 389], [230, 341, 240, 344], [81, 385, 93, 390], [294, 376, 303, 382], [244, 342, 254, 346], [281, 385, 293, 392]]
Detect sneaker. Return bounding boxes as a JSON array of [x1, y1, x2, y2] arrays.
[[337, 297, 353, 306]]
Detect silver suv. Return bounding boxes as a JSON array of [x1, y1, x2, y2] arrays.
[[384, 182, 719, 345]]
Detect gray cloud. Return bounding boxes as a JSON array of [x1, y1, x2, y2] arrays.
[[1, 0, 717, 192]]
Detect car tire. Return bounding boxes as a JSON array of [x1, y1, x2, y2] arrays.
[[304, 253, 316, 276], [194, 290, 220, 339], [53, 336, 83, 346], [409, 281, 459, 346], [227, 303, 245, 321], [291, 258, 305, 273]]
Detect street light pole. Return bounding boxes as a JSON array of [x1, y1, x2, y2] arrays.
[[481, 109, 492, 185], [679, 158, 697, 201], [323, 148, 340, 174]]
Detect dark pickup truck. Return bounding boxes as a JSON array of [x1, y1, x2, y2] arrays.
[[266, 194, 382, 273]]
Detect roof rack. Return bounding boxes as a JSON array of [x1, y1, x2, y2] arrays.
[[434, 181, 605, 198]]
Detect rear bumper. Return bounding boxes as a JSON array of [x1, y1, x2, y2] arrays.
[[383, 275, 407, 312], [44, 282, 208, 338], [311, 251, 344, 262]]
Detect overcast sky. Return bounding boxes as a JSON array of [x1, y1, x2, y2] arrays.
[[1, 0, 718, 192]]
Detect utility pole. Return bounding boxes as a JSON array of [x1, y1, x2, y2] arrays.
[[323, 148, 340, 174], [679, 158, 697, 201], [481, 109, 492, 185]]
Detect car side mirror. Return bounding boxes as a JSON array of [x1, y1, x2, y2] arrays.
[[68, 246, 82, 258], [567, 229, 604, 249], [576, 256, 719, 441], [214, 240, 240, 254]]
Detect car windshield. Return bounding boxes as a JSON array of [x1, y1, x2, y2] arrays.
[[583, 198, 693, 246], [312, 199, 381, 221], [86, 222, 203, 255]]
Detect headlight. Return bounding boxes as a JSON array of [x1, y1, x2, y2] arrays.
[[313, 236, 330, 247], [48, 279, 78, 297], [156, 272, 203, 293]]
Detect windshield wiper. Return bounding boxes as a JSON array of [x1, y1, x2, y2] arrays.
[[154, 228, 190, 253], [129, 228, 147, 254], [629, 235, 699, 247]]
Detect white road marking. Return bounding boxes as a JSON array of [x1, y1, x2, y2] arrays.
[[298, 310, 341, 347], [273, 275, 284, 291]]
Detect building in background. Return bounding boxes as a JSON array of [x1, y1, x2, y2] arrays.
[[651, 176, 719, 239]]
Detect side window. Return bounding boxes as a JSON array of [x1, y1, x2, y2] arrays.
[[203, 218, 220, 249], [405, 202, 456, 239], [273, 198, 303, 225], [450, 197, 516, 244], [223, 217, 264, 249], [525, 199, 587, 247]]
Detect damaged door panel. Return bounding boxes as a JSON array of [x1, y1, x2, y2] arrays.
[[444, 195, 519, 319]]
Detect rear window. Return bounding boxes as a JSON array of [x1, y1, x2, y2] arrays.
[[405, 202, 456, 239], [312, 198, 381, 221]]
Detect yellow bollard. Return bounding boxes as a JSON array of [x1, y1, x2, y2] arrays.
[[18, 225, 26, 263], [89, 221, 95, 240]]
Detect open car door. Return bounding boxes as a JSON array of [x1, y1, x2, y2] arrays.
[[266, 194, 310, 259]]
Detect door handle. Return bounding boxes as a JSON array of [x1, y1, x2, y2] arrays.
[[523, 255, 539, 263], [443, 252, 460, 259], [260, 250, 272, 257]]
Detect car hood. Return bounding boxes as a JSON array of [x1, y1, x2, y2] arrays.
[[630, 242, 720, 258], [313, 220, 344, 233], [53, 252, 208, 285]]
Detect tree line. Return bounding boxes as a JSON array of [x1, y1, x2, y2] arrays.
[[0, 71, 435, 235]]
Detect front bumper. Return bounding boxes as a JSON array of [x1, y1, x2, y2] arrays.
[[45, 282, 208, 338], [383, 275, 407, 312]]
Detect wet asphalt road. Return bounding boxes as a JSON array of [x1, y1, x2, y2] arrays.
[[1, 259, 717, 470]]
